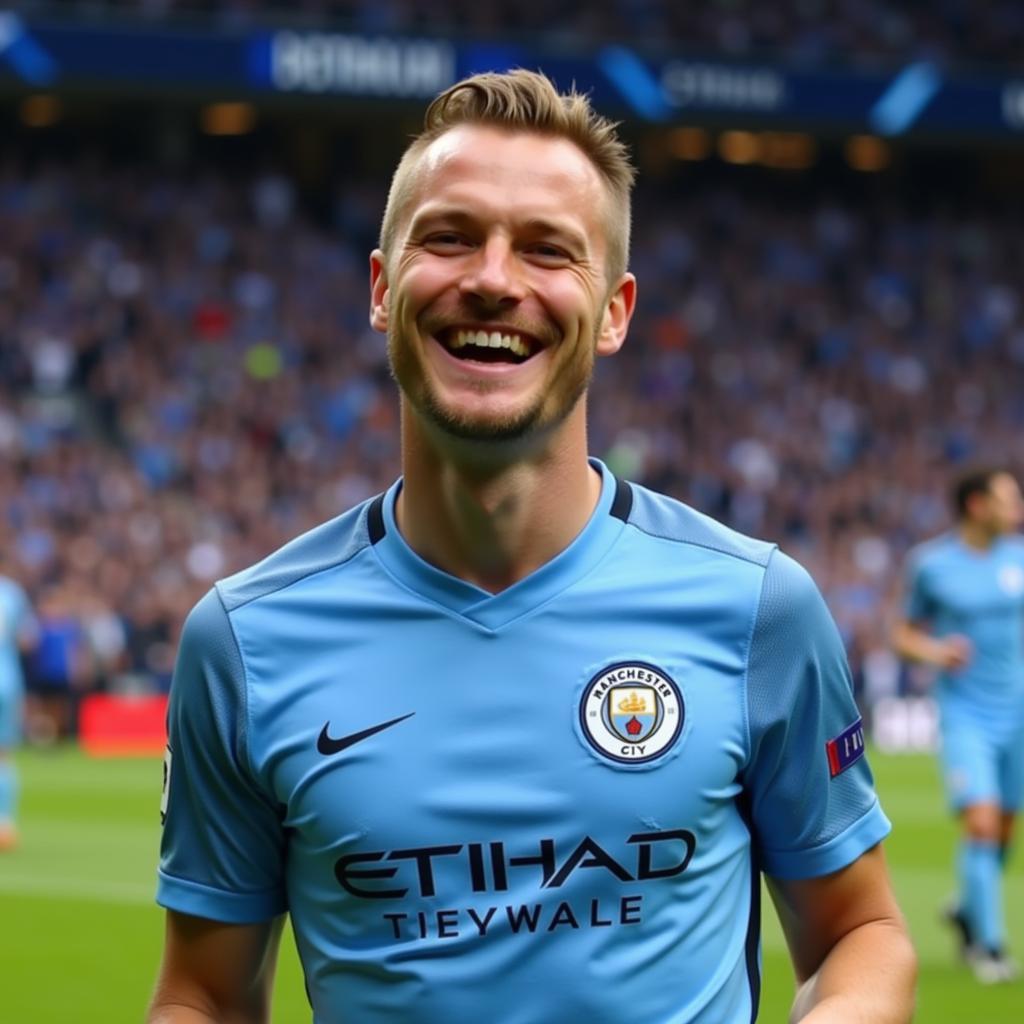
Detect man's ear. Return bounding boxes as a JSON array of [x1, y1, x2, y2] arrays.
[[596, 272, 637, 357], [370, 249, 389, 333]]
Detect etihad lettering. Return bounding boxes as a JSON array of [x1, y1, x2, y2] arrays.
[[382, 896, 645, 940], [334, 830, 696, 899]]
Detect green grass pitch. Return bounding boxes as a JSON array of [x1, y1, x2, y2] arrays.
[[1, 747, 1021, 1022]]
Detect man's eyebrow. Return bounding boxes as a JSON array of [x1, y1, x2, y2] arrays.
[[519, 218, 589, 251], [407, 206, 476, 232], [409, 207, 589, 249]]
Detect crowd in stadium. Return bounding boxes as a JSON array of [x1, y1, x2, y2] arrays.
[[14, 0, 1024, 69], [0, 151, 1021, 729]]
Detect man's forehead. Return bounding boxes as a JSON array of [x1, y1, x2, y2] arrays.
[[417, 125, 603, 197]]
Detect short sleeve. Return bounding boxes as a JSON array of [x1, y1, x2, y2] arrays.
[[743, 550, 890, 880], [902, 547, 935, 623], [156, 587, 288, 923]]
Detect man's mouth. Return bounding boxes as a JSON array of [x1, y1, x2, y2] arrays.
[[436, 328, 538, 365]]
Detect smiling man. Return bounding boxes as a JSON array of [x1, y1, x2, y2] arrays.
[[377, 122, 628, 451], [149, 71, 916, 1024]]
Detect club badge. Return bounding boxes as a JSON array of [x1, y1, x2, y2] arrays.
[[579, 662, 684, 765], [998, 564, 1024, 596]]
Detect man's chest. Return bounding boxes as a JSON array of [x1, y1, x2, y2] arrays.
[[240, 602, 752, 923], [927, 553, 1024, 624]]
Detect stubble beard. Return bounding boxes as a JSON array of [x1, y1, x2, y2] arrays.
[[387, 326, 594, 445]]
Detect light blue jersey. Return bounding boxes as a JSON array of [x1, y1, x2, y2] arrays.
[[904, 532, 1024, 811], [904, 533, 1024, 733], [0, 576, 34, 747], [158, 462, 889, 1024]]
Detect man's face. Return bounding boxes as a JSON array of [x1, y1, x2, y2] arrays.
[[978, 473, 1024, 535], [370, 125, 634, 445]]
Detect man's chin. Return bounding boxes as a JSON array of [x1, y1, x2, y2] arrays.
[[421, 404, 543, 445], [399, 368, 589, 450]]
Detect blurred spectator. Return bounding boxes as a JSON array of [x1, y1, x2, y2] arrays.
[[8, 0, 1024, 69], [0, 150, 1021, 731], [24, 584, 93, 740]]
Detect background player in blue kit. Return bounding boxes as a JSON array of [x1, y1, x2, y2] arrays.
[[0, 561, 39, 851], [148, 70, 916, 1023], [894, 467, 1024, 983]]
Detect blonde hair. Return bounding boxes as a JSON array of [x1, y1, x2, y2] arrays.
[[379, 69, 635, 281]]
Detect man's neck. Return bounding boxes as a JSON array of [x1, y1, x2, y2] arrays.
[[395, 411, 603, 593], [959, 521, 995, 551]]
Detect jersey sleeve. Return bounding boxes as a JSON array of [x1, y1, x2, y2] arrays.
[[743, 550, 890, 880], [157, 587, 288, 923]]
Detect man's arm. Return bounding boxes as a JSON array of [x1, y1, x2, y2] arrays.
[[768, 844, 916, 1024], [891, 619, 970, 670], [147, 910, 285, 1024]]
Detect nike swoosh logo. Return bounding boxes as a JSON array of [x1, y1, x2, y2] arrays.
[[317, 712, 416, 756]]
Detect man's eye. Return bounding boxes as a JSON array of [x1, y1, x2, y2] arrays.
[[425, 233, 470, 250], [526, 244, 569, 261]]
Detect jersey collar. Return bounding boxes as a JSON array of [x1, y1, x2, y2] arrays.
[[369, 459, 630, 630]]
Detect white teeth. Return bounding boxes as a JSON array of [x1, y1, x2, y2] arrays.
[[451, 329, 531, 358]]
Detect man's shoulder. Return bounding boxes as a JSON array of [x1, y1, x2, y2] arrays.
[[906, 531, 957, 572], [1002, 535, 1024, 558], [215, 495, 381, 614], [623, 480, 776, 569], [622, 480, 835, 635]]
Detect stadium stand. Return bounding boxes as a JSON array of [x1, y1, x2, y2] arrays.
[[2, 0, 1023, 736], [9, 0, 1024, 69], [1, 145, 1021, 733]]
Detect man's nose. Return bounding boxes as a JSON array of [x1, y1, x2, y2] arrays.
[[458, 237, 525, 307]]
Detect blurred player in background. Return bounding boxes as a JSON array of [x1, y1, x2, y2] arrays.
[[894, 466, 1024, 983], [149, 70, 915, 1023], [0, 559, 39, 851]]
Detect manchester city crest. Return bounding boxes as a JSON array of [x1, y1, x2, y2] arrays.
[[579, 662, 684, 765], [998, 564, 1024, 596]]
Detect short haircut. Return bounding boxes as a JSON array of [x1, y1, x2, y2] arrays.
[[379, 69, 635, 282], [952, 465, 1007, 519]]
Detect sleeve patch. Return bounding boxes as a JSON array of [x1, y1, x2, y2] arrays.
[[826, 718, 865, 778]]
